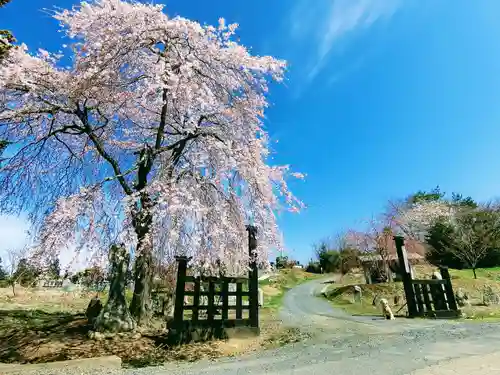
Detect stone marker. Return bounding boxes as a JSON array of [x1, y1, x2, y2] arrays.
[[258, 287, 264, 307], [483, 285, 500, 306], [85, 294, 103, 325], [353, 285, 362, 303], [455, 288, 470, 307]]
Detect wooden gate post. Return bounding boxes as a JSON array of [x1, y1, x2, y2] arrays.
[[173, 256, 190, 327], [439, 266, 459, 311], [393, 236, 419, 317], [247, 225, 259, 331]]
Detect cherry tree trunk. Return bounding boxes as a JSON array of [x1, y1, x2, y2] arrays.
[[129, 196, 155, 326], [129, 250, 154, 326], [94, 244, 136, 333]]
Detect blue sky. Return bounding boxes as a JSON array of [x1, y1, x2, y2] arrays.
[[3, 0, 500, 266]]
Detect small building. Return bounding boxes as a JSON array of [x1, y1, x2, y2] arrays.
[[354, 232, 428, 284], [358, 252, 425, 284]]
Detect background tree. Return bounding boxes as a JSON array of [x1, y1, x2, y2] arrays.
[[305, 259, 321, 273], [390, 187, 476, 241], [13, 258, 39, 287], [425, 220, 463, 269], [275, 255, 289, 270], [309, 233, 360, 275], [71, 266, 107, 289], [5, 247, 38, 294], [47, 258, 61, 279], [426, 207, 500, 278], [346, 217, 396, 282], [0, 0, 14, 61], [313, 238, 340, 273], [338, 247, 360, 276], [0, 257, 7, 282], [0, 0, 302, 328], [408, 186, 445, 205]]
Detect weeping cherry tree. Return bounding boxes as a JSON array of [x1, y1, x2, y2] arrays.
[[0, 0, 304, 327]]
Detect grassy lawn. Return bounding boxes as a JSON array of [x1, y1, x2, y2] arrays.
[[0, 269, 320, 368], [324, 265, 500, 320]]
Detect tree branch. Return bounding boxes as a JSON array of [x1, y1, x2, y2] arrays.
[[75, 106, 133, 195]]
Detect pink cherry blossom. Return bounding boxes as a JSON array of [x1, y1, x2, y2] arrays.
[[393, 200, 455, 240], [0, 0, 304, 275]]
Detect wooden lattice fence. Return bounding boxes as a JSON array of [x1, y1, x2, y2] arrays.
[[167, 226, 260, 342], [394, 236, 460, 318]]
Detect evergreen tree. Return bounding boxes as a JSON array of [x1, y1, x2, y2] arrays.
[[0, 0, 15, 61]]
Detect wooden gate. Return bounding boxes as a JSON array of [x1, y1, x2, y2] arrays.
[[394, 236, 460, 318], [168, 226, 260, 341]]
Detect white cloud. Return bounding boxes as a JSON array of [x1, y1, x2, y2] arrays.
[[289, 0, 401, 80]]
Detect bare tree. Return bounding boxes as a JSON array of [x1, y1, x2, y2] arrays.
[[433, 209, 500, 279], [346, 216, 395, 282], [5, 246, 27, 295]]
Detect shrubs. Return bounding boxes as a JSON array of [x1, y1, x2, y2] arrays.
[[305, 261, 321, 274]]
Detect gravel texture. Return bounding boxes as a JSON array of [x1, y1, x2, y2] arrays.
[[32, 278, 500, 374]]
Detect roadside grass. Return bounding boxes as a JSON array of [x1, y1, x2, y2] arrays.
[[259, 269, 324, 314], [324, 265, 500, 320], [0, 269, 321, 368]]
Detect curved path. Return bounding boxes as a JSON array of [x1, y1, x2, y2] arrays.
[[127, 278, 500, 375], [279, 277, 454, 335]]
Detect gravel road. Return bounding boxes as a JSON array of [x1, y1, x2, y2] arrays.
[[37, 278, 500, 375]]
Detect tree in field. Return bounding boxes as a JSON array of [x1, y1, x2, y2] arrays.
[[47, 258, 61, 279], [4, 247, 39, 294], [0, 257, 7, 281], [390, 188, 500, 276], [0, 0, 303, 327], [13, 257, 40, 286], [426, 208, 500, 279], [387, 187, 476, 241], [313, 235, 355, 274]]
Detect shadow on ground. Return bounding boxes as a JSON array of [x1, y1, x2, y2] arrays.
[[0, 308, 259, 368], [0, 309, 89, 363]]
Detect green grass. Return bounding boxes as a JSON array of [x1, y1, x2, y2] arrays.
[[325, 282, 407, 316], [260, 269, 323, 313], [324, 265, 500, 320]]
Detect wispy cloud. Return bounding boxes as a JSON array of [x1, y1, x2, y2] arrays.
[[288, 0, 401, 80]]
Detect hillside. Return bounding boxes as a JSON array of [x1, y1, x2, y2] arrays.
[[324, 265, 500, 320]]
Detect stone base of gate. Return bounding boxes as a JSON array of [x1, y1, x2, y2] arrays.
[[166, 324, 260, 345], [420, 309, 462, 319]]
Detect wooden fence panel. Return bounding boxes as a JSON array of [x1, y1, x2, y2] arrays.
[[169, 226, 260, 334], [421, 284, 433, 312], [236, 282, 243, 320]]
